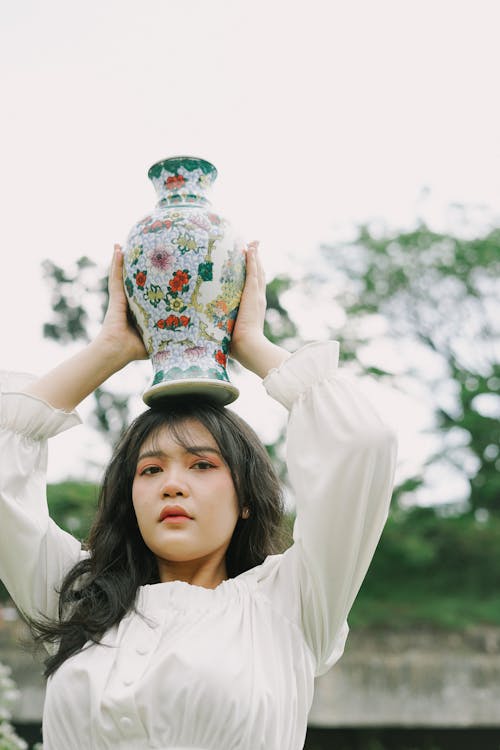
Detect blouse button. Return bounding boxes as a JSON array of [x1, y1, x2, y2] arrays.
[[136, 644, 149, 655], [120, 716, 133, 729], [123, 677, 134, 686]]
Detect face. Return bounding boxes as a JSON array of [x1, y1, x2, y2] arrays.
[[132, 419, 240, 582]]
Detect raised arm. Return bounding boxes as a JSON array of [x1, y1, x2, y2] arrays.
[[262, 344, 397, 675], [231, 244, 397, 677], [0, 245, 147, 623], [25, 245, 148, 410]]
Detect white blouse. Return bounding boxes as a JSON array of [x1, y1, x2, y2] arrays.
[[0, 341, 397, 750]]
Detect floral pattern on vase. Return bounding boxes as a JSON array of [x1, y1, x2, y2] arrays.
[[122, 156, 246, 405]]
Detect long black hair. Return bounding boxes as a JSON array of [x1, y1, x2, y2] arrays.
[[26, 396, 286, 677]]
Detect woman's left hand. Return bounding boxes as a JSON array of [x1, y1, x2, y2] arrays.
[[230, 241, 266, 355], [230, 241, 290, 378]]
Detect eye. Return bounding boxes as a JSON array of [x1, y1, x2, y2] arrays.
[[191, 460, 215, 470], [139, 465, 162, 476]]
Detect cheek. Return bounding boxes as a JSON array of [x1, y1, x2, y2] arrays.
[[199, 477, 238, 530], [218, 485, 240, 533], [131, 483, 151, 529], [131, 483, 140, 516]]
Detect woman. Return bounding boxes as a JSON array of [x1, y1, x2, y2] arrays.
[[0, 242, 397, 750]]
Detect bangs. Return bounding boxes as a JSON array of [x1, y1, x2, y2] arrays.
[[140, 417, 223, 460]]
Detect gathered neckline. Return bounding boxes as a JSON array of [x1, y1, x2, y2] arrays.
[[136, 565, 255, 612]]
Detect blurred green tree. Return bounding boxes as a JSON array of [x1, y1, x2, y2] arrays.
[[316, 217, 500, 515], [45, 481, 99, 542]]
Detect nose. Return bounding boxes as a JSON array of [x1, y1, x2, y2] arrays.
[[160, 471, 189, 498]]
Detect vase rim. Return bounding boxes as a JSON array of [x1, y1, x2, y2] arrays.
[[148, 155, 217, 180]]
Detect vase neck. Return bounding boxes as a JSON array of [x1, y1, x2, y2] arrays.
[[148, 156, 217, 208]]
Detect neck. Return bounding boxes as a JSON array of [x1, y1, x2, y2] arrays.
[[157, 556, 228, 589]]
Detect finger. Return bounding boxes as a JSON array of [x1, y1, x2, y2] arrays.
[[244, 243, 256, 270], [252, 242, 266, 294], [113, 243, 123, 268], [242, 243, 267, 314], [246, 241, 260, 264], [109, 244, 125, 299], [246, 246, 261, 294], [246, 239, 260, 264]]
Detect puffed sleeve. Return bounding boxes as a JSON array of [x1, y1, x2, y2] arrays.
[[0, 371, 88, 622], [257, 342, 397, 676]]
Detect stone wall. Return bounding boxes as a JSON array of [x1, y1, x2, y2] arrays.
[[309, 627, 500, 727]]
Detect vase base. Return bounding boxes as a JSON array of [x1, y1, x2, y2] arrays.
[[143, 378, 239, 406]]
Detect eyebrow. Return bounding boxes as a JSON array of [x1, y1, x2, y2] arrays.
[[137, 446, 223, 462]]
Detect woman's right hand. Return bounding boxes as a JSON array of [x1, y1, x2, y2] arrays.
[[94, 244, 149, 367], [23, 245, 148, 412]]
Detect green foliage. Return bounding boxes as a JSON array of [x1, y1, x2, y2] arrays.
[[42, 256, 101, 342], [360, 506, 500, 594], [264, 431, 288, 485], [437, 362, 500, 517], [320, 218, 500, 514], [46, 481, 99, 541], [349, 507, 500, 630], [263, 276, 300, 346], [278, 506, 500, 630]]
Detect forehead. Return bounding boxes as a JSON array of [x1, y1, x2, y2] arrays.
[[140, 418, 218, 453]]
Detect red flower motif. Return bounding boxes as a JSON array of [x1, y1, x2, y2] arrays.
[[148, 220, 164, 232], [169, 270, 190, 292], [226, 319, 235, 334], [163, 220, 172, 229], [165, 314, 180, 328], [166, 175, 185, 190], [135, 271, 147, 288], [180, 315, 190, 327], [169, 277, 183, 292], [156, 319, 166, 329], [215, 350, 227, 366]]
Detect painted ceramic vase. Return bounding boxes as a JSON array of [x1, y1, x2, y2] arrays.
[[122, 155, 246, 406]]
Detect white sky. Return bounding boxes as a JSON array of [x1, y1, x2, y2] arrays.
[[1, 0, 499, 502]]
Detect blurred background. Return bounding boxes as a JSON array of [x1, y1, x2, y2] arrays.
[[1, 1, 499, 748]]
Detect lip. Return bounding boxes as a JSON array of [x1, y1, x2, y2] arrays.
[[159, 505, 193, 523]]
